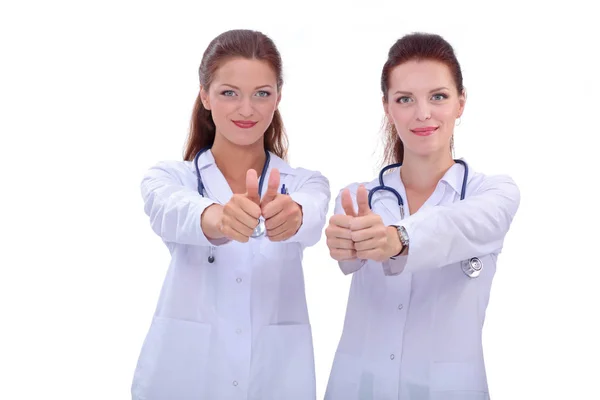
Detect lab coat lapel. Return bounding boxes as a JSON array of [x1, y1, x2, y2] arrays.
[[195, 150, 233, 205]]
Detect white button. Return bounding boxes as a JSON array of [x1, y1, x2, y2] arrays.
[[236, 278, 242, 283], [232, 380, 238, 386], [236, 328, 242, 334], [390, 354, 395, 360], [398, 304, 404, 310]]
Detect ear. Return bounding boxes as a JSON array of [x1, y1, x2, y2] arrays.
[[200, 85, 211, 110], [457, 88, 466, 118], [275, 90, 282, 109]]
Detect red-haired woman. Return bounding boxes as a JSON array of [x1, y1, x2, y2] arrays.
[[131, 29, 329, 400], [324, 33, 520, 399]]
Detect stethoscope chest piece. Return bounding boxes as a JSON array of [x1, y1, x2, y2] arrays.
[[461, 257, 483, 278], [251, 219, 266, 238]]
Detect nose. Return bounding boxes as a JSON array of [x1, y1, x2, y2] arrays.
[[238, 97, 254, 119], [415, 101, 431, 121]]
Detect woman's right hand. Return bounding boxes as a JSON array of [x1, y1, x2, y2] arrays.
[[201, 170, 262, 243]]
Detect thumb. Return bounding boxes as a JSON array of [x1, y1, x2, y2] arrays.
[[341, 189, 356, 217], [261, 168, 280, 206], [357, 185, 371, 216], [245, 169, 260, 205]]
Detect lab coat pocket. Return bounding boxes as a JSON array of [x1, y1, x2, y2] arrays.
[[248, 323, 316, 400], [324, 352, 365, 400], [131, 316, 212, 400], [430, 362, 489, 400]]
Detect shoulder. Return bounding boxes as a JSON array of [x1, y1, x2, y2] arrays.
[[142, 160, 196, 184], [269, 153, 328, 183], [465, 167, 519, 198]]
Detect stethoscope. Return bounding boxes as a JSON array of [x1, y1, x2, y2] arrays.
[[194, 147, 274, 263], [368, 159, 482, 278]]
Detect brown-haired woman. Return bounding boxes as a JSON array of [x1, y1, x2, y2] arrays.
[[131, 29, 330, 400], [324, 33, 520, 399]]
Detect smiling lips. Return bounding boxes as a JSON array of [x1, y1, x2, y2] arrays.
[[233, 120, 257, 129], [411, 126, 438, 136]]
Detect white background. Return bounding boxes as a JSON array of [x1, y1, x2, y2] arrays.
[[1, 0, 599, 399]]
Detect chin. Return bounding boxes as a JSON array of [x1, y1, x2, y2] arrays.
[[223, 131, 264, 148]]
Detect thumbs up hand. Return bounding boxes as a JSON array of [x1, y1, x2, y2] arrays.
[[325, 189, 358, 261], [260, 168, 303, 242], [219, 169, 263, 243], [349, 185, 401, 262]]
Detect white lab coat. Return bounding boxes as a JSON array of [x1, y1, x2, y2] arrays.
[[324, 161, 520, 400], [131, 150, 330, 400]]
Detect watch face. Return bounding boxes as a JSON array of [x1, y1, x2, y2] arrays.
[[397, 226, 409, 245]]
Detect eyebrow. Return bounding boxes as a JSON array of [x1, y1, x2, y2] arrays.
[[220, 84, 274, 90], [393, 87, 450, 95]]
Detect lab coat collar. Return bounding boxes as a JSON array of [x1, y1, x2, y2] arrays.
[[441, 158, 469, 195], [193, 149, 295, 204]]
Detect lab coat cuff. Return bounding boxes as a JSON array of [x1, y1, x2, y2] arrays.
[[384, 211, 430, 273], [339, 259, 366, 275]]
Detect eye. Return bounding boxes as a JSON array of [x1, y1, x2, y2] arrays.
[[255, 90, 271, 98], [221, 90, 236, 97], [431, 93, 448, 101], [396, 96, 413, 104]]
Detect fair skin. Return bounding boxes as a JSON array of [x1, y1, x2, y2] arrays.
[[198, 57, 303, 243], [326, 59, 466, 261]]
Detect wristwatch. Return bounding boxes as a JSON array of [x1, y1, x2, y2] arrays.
[[392, 225, 409, 257]]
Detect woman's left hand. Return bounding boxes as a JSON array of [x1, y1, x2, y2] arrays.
[[260, 169, 303, 241]]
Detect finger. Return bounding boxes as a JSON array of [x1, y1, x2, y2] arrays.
[[325, 224, 353, 240], [326, 237, 355, 250], [350, 222, 386, 243], [245, 169, 260, 205], [262, 195, 285, 220], [268, 228, 293, 242], [226, 201, 260, 231], [357, 185, 371, 216], [330, 248, 357, 261], [341, 189, 356, 217], [349, 214, 381, 231], [264, 207, 287, 231], [220, 217, 251, 243], [354, 237, 382, 252], [329, 214, 353, 229], [267, 221, 290, 239], [261, 168, 280, 207]]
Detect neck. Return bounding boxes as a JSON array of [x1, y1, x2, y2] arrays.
[[400, 151, 454, 193], [211, 134, 266, 184]]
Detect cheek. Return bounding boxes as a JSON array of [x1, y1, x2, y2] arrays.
[[435, 103, 459, 123], [389, 106, 412, 125]]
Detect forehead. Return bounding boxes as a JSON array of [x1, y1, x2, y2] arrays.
[[388, 59, 455, 92], [212, 57, 278, 88]]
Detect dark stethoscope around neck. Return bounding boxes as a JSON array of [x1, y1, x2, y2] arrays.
[[368, 159, 468, 219]]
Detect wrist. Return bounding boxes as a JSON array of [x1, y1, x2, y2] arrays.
[[201, 204, 225, 240], [386, 226, 403, 258]]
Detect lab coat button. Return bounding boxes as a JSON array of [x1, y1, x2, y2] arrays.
[[236, 328, 242, 334], [236, 278, 242, 283], [233, 381, 238, 386], [398, 304, 404, 310], [390, 354, 395, 360]]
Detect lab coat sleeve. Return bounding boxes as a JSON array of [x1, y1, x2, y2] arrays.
[[282, 170, 331, 247], [382, 175, 520, 276], [333, 187, 367, 275], [141, 161, 228, 246]]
